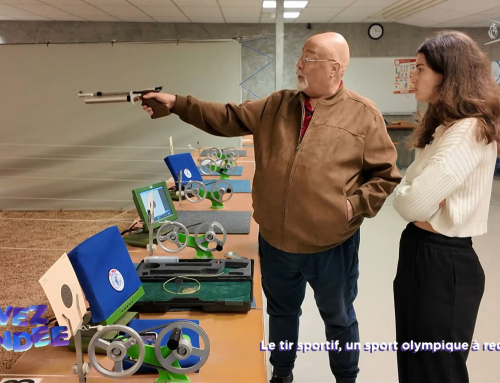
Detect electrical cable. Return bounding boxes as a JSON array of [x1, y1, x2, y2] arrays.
[[161, 271, 226, 295]]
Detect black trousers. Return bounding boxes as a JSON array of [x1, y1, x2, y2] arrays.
[[259, 230, 360, 383], [394, 223, 485, 383]]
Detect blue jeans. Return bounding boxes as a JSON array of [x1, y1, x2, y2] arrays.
[[259, 230, 360, 383]]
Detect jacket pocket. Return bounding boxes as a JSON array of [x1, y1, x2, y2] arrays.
[[343, 188, 349, 232]]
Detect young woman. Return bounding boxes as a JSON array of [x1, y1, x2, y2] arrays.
[[392, 31, 500, 383]]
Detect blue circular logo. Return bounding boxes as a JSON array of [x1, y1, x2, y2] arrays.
[[108, 269, 125, 292]]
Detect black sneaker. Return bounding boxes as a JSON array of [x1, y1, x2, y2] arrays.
[[270, 373, 293, 383]]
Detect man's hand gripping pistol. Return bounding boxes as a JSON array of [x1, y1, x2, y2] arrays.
[[78, 86, 170, 119]]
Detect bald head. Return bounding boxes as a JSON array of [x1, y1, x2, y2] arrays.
[[296, 32, 350, 99], [307, 32, 350, 76]]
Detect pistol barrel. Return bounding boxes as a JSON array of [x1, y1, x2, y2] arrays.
[[84, 95, 130, 104], [79, 91, 130, 97]]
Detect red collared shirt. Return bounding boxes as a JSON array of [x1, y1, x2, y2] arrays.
[[300, 80, 343, 140], [300, 98, 314, 140]]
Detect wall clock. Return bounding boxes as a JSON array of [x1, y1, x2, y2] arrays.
[[368, 23, 384, 40]]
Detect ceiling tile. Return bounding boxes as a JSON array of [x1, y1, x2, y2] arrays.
[[300, 7, 344, 16], [58, 15, 87, 19], [0, 3, 23, 11], [432, 20, 471, 27], [139, 6, 184, 16], [410, 7, 468, 23], [172, 0, 218, 6], [0, 14, 16, 19], [97, 5, 148, 16], [284, 8, 303, 13], [84, 0, 130, 5], [129, 0, 174, 5], [218, 0, 261, 6], [351, 0, 399, 5], [118, 16, 156, 21], [260, 13, 275, 20], [469, 20, 499, 27], [153, 15, 189, 21], [6, 4, 79, 18], [180, 6, 222, 17], [306, 0, 352, 6], [0, 10, 50, 19], [225, 17, 260, 23], [365, 18, 393, 23], [435, 0, 500, 14], [0, 0, 43, 4], [42, 0, 87, 4], [296, 15, 334, 22], [23, 15, 52, 19], [53, 4, 111, 16], [337, 6, 385, 17], [221, 7, 261, 18], [397, 16, 434, 27], [329, 16, 365, 22], [330, 6, 385, 22], [84, 14, 120, 20], [477, 6, 500, 17], [433, 14, 492, 27], [189, 16, 224, 22]]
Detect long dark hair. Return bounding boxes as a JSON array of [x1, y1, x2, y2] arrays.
[[410, 31, 500, 150]]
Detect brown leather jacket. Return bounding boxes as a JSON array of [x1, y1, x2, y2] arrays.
[[172, 85, 402, 253]]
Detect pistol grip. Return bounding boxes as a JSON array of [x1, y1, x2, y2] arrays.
[[141, 95, 171, 119]]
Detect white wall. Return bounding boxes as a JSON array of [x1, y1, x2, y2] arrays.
[[0, 41, 242, 210]]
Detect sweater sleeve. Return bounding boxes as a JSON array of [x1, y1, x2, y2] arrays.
[[171, 93, 273, 138], [392, 118, 483, 222], [346, 113, 402, 219]]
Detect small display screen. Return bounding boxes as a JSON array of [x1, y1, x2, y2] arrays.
[[140, 333, 157, 346], [140, 186, 174, 222]]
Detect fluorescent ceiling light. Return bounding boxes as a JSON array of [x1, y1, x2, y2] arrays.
[[284, 12, 300, 18], [263, 1, 308, 9]]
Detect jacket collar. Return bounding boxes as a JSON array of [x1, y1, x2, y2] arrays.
[[297, 80, 345, 107]]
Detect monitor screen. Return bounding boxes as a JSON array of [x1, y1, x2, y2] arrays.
[[139, 186, 174, 222]]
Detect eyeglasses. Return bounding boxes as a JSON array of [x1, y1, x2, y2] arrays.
[[296, 55, 337, 65]]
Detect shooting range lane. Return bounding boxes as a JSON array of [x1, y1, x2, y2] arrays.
[[197, 166, 244, 176], [200, 149, 247, 157], [191, 149, 255, 194], [176, 211, 252, 234], [3, 150, 267, 383], [164, 191, 253, 212], [190, 148, 255, 179], [201, 180, 252, 194]]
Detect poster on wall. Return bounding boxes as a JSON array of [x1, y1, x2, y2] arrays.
[[492, 61, 500, 84], [393, 58, 416, 94]]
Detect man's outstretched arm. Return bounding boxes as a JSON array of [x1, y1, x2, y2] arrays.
[[142, 92, 271, 137]]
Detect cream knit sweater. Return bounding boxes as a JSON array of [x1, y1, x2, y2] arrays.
[[392, 118, 497, 237]]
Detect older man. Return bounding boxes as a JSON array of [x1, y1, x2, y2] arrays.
[[142, 32, 401, 383]]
